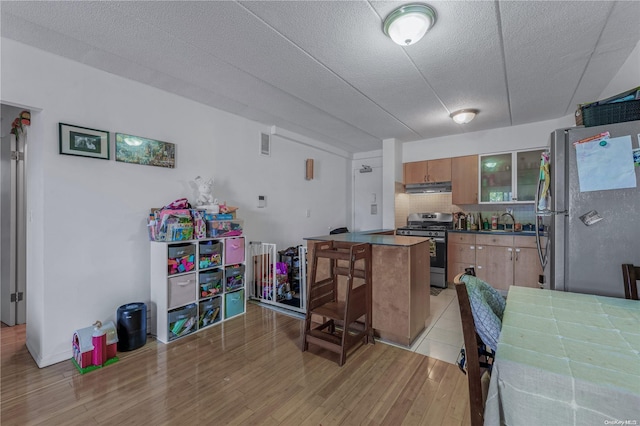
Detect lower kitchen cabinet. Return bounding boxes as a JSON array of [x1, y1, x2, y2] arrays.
[[475, 235, 514, 292], [447, 233, 476, 282], [447, 232, 544, 291]]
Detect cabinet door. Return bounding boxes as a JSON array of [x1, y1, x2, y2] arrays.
[[515, 149, 545, 202], [514, 247, 543, 288], [447, 242, 476, 282], [480, 153, 513, 203], [404, 161, 428, 184], [452, 155, 478, 204], [427, 158, 451, 182], [475, 245, 513, 292]]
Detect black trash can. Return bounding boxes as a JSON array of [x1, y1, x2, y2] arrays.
[[117, 303, 147, 351]]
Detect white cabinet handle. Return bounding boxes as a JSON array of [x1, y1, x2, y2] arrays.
[[507, 247, 513, 261], [477, 246, 483, 250], [515, 248, 521, 261], [470, 245, 475, 250]]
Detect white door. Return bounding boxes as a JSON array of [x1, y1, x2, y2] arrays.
[[353, 165, 382, 232], [1, 130, 27, 326]]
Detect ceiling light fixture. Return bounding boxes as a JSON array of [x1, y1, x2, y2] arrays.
[[450, 109, 479, 124], [383, 4, 437, 46]]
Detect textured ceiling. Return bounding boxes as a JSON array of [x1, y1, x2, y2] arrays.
[[2, 1, 639, 154]]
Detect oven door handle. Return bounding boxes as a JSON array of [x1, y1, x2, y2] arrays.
[[431, 238, 446, 243]]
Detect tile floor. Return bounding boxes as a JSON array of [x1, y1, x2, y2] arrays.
[[384, 285, 463, 365], [257, 284, 464, 365]]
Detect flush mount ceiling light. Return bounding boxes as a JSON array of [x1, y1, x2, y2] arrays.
[[450, 109, 479, 124], [383, 3, 437, 46]]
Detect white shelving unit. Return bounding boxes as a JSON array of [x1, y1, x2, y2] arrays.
[[150, 236, 246, 343]]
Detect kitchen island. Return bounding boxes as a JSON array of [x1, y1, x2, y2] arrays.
[[305, 231, 430, 346]]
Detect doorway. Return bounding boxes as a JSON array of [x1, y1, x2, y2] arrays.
[[1, 104, 27, 326], [353, 164, 382, 232]]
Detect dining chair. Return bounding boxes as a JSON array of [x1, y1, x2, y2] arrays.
[[454, 272, 497, 426], [621, 264, 640, 300]]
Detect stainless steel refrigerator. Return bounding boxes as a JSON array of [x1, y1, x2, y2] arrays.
[[536, 120, 640, 298]]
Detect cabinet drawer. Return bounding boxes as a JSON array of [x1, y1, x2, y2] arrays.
[[225, 265, 245, 291], [199, 241, 222, 269], [225, 290, 245, 319], [225, 237, 245, 264], [448, 233, 475, 244], [167, 243, 196, 275], [514, 235, 543, 248], [199, 269, 223, 298], [476, 234, 514, 247], [168, 274, 197, 309], [168, 303, 197, 341], [199, 296, 222, 328]]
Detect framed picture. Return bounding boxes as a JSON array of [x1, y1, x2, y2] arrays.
[[115, 133, 175, 168], [59, 123, 110, 160]]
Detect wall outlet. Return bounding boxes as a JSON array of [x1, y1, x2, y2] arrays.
[[306, 209, 311, 218], [258, 195, 266, 208]]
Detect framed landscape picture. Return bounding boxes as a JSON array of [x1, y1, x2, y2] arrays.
[[115, 133, 175, 168], [59, 123, 110, 160]]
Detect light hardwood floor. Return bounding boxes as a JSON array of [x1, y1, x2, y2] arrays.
[[1, 303, 471, 425]]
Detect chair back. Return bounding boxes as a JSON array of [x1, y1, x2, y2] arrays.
[[454, 276, 485, 426], [622, 264, 640, 300]]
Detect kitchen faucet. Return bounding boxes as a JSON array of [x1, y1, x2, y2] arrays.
[[500, 212, 516, 231]]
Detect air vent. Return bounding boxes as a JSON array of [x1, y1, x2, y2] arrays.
[[260, 133, 270, 156]]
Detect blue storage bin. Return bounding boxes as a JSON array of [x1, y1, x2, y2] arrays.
[[225, 290, 244, 319]]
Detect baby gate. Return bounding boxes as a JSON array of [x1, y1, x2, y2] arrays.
[[249, 242, 306, 314]]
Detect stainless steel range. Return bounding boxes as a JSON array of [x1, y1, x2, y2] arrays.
[[396, 212, 454, 289]]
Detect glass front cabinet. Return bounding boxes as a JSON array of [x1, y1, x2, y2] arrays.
[[479, 149, 545, 203]]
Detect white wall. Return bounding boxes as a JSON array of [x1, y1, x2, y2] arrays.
[[598, 40, 639, 100], [402, 116, 574, 162], [1, 38, 350, 367]]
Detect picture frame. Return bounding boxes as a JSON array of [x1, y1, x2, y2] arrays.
[[59, 123, 110, 160], [115, 133, 176, 168]]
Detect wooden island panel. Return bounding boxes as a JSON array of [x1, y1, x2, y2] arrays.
[[306, 237, 430, 347]]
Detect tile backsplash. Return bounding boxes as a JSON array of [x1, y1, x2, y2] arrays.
[[394, 190, 536, 228]]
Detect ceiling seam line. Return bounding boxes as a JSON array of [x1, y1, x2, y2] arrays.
[[236, 0, 421, 140], [495, 1, 512, 127], [100, 1, 375, 146], [564, 2, 617, 115]]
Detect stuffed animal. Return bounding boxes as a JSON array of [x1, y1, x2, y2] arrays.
[[193, 176, 215, 207]]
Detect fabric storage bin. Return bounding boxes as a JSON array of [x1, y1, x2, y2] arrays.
[[198, 296, 222, 328], [225, 290, 244, 319], [225, 237, 245, 264], [168, 303, 197, 341], [199, 240, 222, 269], [225, 265, 245, 291], [168, 274, 197, 309], [167, 243, 196, 275], [199, 269, 223, 299]]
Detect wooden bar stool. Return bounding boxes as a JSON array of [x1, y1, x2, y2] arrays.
[[302, 240, 373, 366]]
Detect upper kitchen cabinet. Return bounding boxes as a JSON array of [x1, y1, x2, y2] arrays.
[[515, 149, 545, 202], [404, 159, 451, 184], [479, 149, 544, 203], [452, 155, 478, 204]]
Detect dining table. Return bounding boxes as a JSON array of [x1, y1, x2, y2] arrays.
[[484, 286, 640, 426]]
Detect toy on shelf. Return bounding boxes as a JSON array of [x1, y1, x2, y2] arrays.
[[168, 254, 195, 275], [72, 320, 119, 374]]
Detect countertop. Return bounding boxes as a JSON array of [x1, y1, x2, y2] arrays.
[[305, 230, 429, 247], [448, 229, 541, 237]]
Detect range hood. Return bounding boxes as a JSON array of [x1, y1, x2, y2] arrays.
[[405, 181, 452, 194]]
